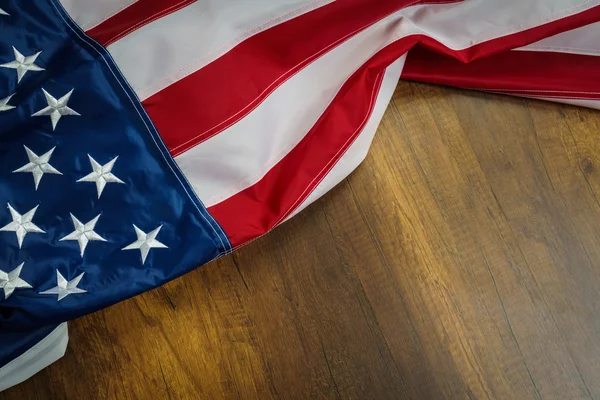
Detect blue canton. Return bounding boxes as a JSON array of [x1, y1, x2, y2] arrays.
[[0, 0, 231, 368]]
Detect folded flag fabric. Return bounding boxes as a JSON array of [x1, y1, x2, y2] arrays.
[[1, 0, 600, 391]]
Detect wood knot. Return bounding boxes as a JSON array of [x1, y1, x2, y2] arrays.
[[581, 157, 594, 175]]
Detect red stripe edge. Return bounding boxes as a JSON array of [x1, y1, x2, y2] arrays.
[[86, 0, 196, 47], [402, 47, 600, 100]]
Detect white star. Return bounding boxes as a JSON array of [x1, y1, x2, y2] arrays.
[[0, 262, 32, 300], [0, 204, 45, 248], [0, 93, 15, 112], [39, 270, 87, 301], [0, 8, 8, 16], [0, 47, 44, 83], [32, 88, 80, 130], [77, 155, 124, 199], [122, 225, 168, 264], [13, 145, 62, 190], [60, 214, 107, 257]]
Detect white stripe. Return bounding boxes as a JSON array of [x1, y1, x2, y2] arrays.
[[59, 0, 136, 31], [107, 0, 333, 100], [530, 96, 600, 109], [397, 0, 598, 51], [0, 323, 69, 392], [517, 21, 600, 56], [175, 0, 599, 208], [284, 56, 406, 222]]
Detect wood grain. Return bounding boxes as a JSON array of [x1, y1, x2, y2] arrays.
[[3, 81, 600, 399]]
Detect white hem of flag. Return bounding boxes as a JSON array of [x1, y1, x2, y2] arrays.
[[0, 323, 69, 392], [533, 96, 600, 110]]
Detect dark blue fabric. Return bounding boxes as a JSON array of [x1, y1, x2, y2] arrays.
[[0, 0, 232, 367], [0, 324, 60, 369]]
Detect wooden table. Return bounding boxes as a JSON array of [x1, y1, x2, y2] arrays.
[[4, 81, 600, 400]]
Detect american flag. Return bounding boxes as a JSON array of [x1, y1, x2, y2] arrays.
[[1, 0, 599, 391]]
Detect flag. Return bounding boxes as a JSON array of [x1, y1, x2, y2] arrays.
[[1, 0, 600, 391]]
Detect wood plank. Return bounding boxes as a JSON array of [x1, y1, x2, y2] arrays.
[[3, 81, 600, 399]]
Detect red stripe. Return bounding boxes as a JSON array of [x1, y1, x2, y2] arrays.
[[206, 6, 600, 247], [87, 0, 196, 47], [142, 0, 457, 157], [402, 47, 600, 100]]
